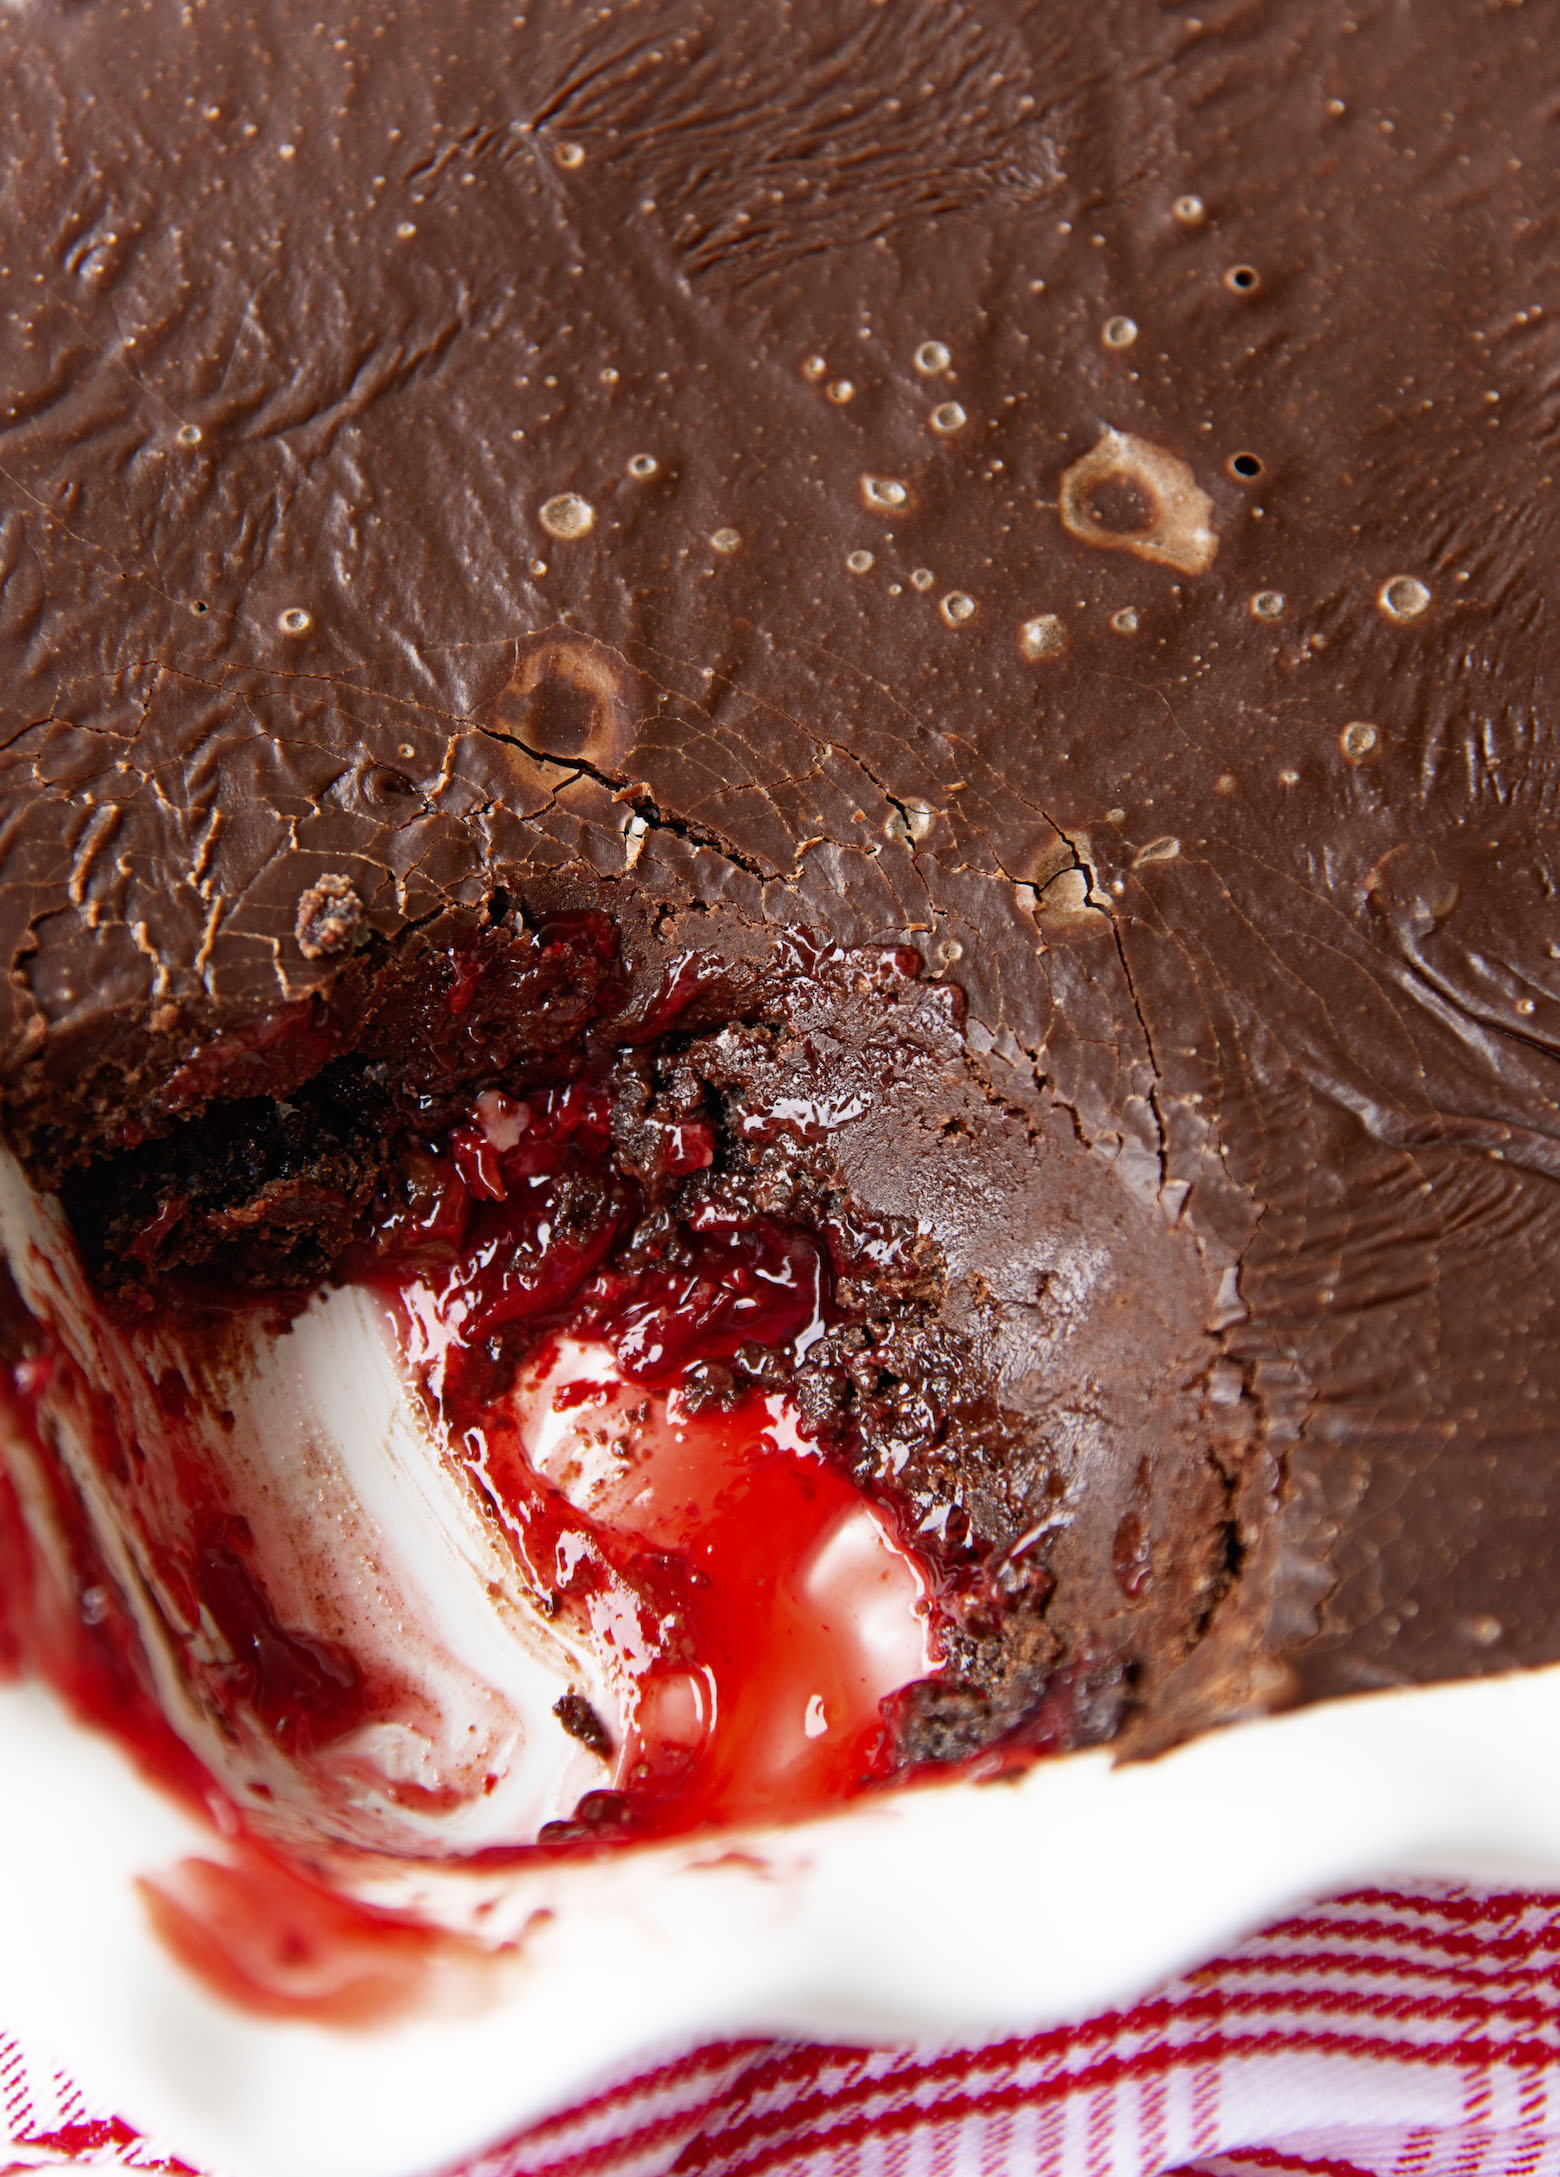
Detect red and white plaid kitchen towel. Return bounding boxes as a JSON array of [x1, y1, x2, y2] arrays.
[[8, 1883, 1560, 2177]]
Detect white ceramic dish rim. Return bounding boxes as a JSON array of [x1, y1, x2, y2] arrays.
[[5, 1662, 1560, 2177]]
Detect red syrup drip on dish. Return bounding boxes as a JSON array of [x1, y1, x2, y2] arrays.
[[139, 1843, 493, 2028], [369, 1079, 939, 1844], [0, 1356, 215, 1808], [194, 1522, 367, 1754], [0, 1343, 382, 1843], [0, 1344, 474, 2025]]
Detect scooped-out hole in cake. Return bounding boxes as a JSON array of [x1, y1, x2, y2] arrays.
[[0, 906, 1250, 1908]]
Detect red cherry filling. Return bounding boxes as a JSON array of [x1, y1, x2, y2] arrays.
[[368, 1077, 939, 1843], [0, 1062, 945, 1859], [441, 1342, 933, 1841], [367, 1080, 830, 1402]]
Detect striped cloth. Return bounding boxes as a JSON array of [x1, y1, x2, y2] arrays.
[[6, 1885, 1560, 2177]]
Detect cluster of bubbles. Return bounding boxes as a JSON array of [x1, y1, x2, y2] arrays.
[[513, 274, 1440, 733]]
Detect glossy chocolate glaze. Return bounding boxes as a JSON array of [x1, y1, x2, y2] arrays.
[[0, 0, 1556, 1758]]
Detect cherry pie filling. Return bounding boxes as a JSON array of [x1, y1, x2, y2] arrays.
[[0, 1008, 946, 1861], [359, 1074, 938, 1842]]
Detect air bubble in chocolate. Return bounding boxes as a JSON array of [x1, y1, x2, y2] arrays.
[[1111, 607, 1140, 634], [802, 355, 828, 380], [1102, 316, 1138, 350], [1251, 590, 1285, 619], [1059, 428, 1218, 577], [930, 401, 968, 434], [1340, 721, 1379, 759], [861, 474, 909, 511], [827, 379, 856, 405], [914, 341, 952, 374], [1173, 195, 1206, 224], [1378, 575, 1431, 621], [1020, 613, 1066, 661], [176, 423, 202, 447], [941, 592, 976, 626], [540, 492, 596, 540], [628, 453, 659, 479], [710, 527, 742, 554], [555, 142, 585, 169], [278, 606, 312, 634], [846, 549, 875, 573], [910, 567, 935, 591]]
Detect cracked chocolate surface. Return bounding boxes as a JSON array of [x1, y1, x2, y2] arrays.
[[1, 0, 1558, 1747]]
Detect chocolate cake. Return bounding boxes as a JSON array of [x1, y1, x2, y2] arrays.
[[1, 0, 1557, 1895]]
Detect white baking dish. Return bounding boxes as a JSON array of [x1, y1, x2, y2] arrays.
[[5, 1658, 1560, 2177]]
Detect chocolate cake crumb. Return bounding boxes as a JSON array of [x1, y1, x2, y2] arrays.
[[554, 1692, 614, 1761], [296, 876, 365, 961]]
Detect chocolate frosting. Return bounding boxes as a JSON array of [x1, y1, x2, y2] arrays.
[[2, 0, 1558, 1740]]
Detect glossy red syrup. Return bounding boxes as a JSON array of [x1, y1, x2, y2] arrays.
[[376, 1081, 825, 1403], [370, 1078, 937, 1844], [460, 1342, 932, 1840], [194, 1522, 366, 1753]]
